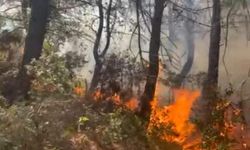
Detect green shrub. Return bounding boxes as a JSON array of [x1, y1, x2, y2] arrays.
[[0, 105, 39, 150], [26, 42, 73, 98]]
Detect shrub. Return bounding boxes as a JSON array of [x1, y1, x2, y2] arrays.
[[26, 41, 86, 98], [0, 105, 39, 150]]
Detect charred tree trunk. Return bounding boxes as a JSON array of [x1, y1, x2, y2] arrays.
[[89, 0, 112, 93], [203, 0, 221, 98], [139, 0, 165, 116], [2, 0, 50, 102]]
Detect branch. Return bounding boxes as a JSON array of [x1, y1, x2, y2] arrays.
[[100, 0, 113, 57], [93, 0, 104, 62], [136, 0, 145, 68]]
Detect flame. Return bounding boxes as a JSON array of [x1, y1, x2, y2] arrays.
[[167, 89, 200, 140], [92, 90, 139, 111], [124, 98, 139, 111], [92, 89, 103, 101], [148, 89, 201, 149], [111, 93, 121, 105], [73, 86, 85, 97]]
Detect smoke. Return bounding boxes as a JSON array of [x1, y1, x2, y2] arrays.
[[178, 0, 195, 84]]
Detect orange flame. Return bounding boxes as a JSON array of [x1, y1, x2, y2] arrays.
[[111, 93, 121, 105], [92, 90, 139, 111], [148, 89, 201, 149], [92, 89, 103, 101], [124, 98, 139, 111], [73, 86, 85, 97]]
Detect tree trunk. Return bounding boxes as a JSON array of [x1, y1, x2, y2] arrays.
[[199, 0, 221, 121], [204, 0, 221, 97], [2, 0, 50, 102], [22, 0, 50, 66], [89, 0, 112, 93], [89, 0, 104, 93], [139, 0, 165, 116], [89, 63, 102, 92]]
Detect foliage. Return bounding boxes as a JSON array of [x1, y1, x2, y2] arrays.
[[77, 105, 148, 149], [65, 51, 87, 74], [0, 104, 40, 150], [197, 99, 232, 150], [101, 108, 144, 144], [162, 71, 207, 89], [26, 41, 81, 98], [147, 119, 177, 141], [98, 52, 146, 98], [0, 96, 84, 150]]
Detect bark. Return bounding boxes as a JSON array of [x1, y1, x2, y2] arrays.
[[139, 0, 165, 116], [2, 0, 50, 102]]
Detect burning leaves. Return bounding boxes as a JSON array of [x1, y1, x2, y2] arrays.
[[91, 88, 202, 148], [199, 98, 250, 150], [89, 87, 250, 149]]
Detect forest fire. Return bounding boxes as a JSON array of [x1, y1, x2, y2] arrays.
[[1, 0, 250, 149], [90, 87, 250, 149], [148, 89, 201, 149]]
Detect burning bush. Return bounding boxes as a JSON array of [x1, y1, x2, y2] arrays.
[[198, 99, 246, 150], [147, 89, 201, 149]]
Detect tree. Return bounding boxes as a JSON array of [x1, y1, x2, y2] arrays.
[[89, 0, 113, 93], [139, 0, 165, 116], [206, 0, 221, 94], [201, 0, 221, 119], [2, 0, 51, 101]]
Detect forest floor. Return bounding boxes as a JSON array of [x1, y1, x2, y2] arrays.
[[0, 95, 182, 150], [2, 92, 250, 150]]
